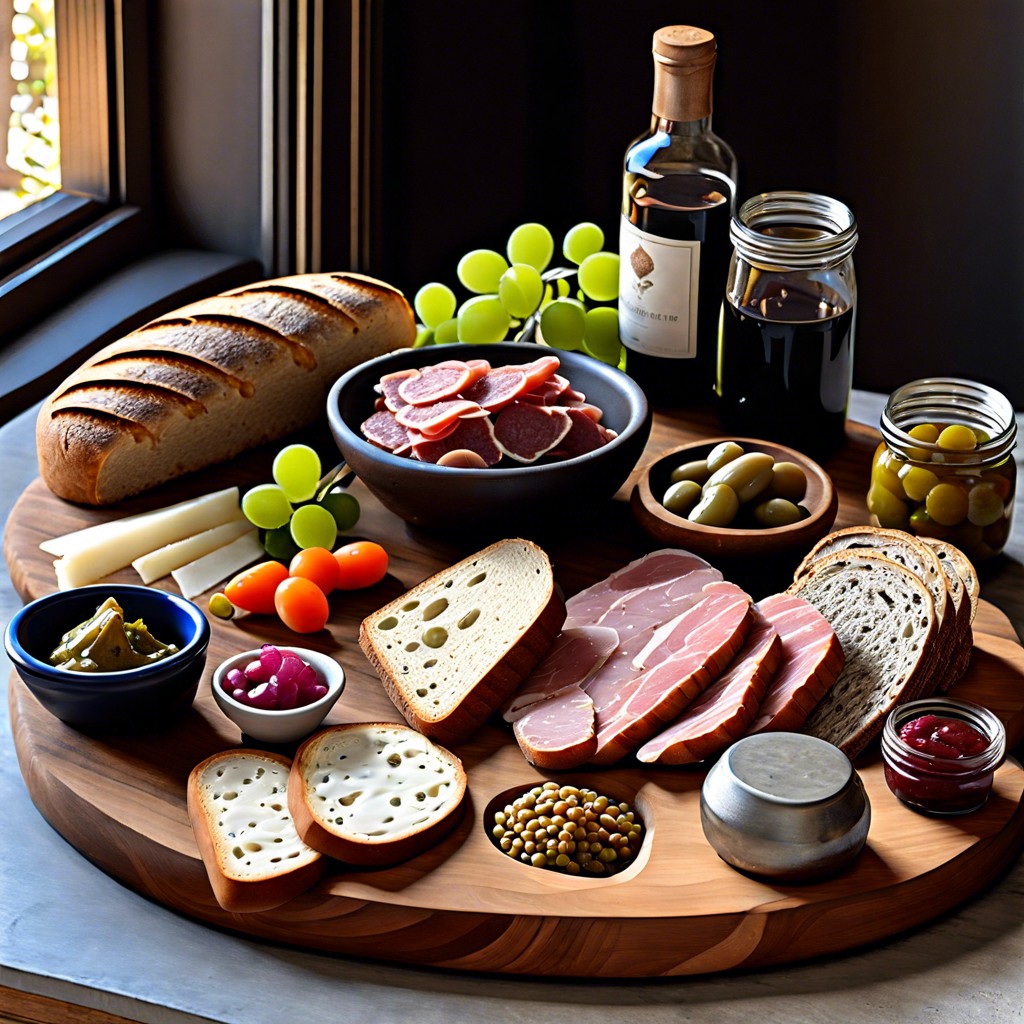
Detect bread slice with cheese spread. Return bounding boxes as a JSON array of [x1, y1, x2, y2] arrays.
[[187, 749, 325, 913], [288, 723, 467, 865], [359, 538, 566, 745]]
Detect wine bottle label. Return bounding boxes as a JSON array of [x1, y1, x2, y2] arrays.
[[617, 216, 700, 359]]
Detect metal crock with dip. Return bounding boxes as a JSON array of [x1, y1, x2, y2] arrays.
[[700, 732, 870, 883]]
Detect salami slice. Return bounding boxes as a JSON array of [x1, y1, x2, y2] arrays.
[[410, 413, 503, 466], [397, 359, 475, 406], [360, 409, 411, 453], [376, 368, 419, 412], [549, 406, 614, 458], [462, 366, 530, 411], [519, 355, 562, 390], [395, 398, 483, 436], [493, 403, 573, 463], [520, 373, 571, 405]]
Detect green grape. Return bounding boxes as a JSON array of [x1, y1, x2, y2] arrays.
[[272, 444, 321, 503], [582, 306, 622, 364], [414, 326, 434, 347], [433, 317, 459, 344], [563, 222, 604, 265], [289, 502, 338, 550], [577, 251, 620, 302], [263, 523, 301, 561], [241, 484, 293, 530], [320, 488, 360, 532], [457, 295, 511, 343], [498, 263, 543, 318], [507, 223, 554, 272], [457, 249, 509, 294], [539, 297, 586, 350], [414, 281, 457, 328]]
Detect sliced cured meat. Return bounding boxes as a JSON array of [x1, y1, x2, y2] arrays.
[[562, 401, 602, 422], [744, 591, 845, 735], [503, 625, 620, 722], [462, 366, 530, 411], [395, 398, 483, 436], [589, 582, 753, 765], [376, 368, 419, 412], [464, 358, 492, 386], [519, 354, 561, 390], [636, 608, 782, 764], [410, 413, 503, 466], [513, 688, 597, 770], [397, 359, 475, 406], [519, 373, 571, 405], [550, 407, 614, 459], [493, 403, 573, 463], [360, 410, 411, 454]]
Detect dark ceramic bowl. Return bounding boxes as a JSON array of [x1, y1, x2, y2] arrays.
[[5, 584, 211, 732], [327, 342, 651, 531]]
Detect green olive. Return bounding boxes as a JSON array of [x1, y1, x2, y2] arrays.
[[897, 464, 940, 502], [753, 498, 803, 528], [669, 459, 710, 485], [967, 482, 1004, 526], [925, 481, 969, 526], [706, 441, 745, 474], [936, 424, 978, 452], [909, 505, 950, 538], [688, 483, 740, 527], [707, 452, 775, 503], [908, 422, 940, 443], [867, 481, 910, 529], [662, 479, 702, 516], [768, 461, 807, 502]]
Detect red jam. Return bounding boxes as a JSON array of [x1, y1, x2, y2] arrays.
[[881, 700, 1005, 816]]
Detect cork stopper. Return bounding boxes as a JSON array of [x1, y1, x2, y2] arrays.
[[651, 25, 717, 123]]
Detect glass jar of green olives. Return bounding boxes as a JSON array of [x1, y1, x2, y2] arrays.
[[868, 379, 1017, 561]]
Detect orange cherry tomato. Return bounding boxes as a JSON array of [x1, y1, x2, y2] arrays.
[[224, 560, 290, 615], [274, 576, 330, 633], [288, 546, 341, 595], [334, 541, 389, 590]]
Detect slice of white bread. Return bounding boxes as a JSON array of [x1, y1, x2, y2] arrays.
[[921, 537, 979, 624], [359, 538, 566, 745], [788, 550, 938, 758], [794, 525, 958, 696], [187, 749, 325, 913], [287, 723, 467, 865]]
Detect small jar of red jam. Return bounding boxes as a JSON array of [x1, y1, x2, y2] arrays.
[[868, 378, 1017, 561], [881, 697, 1006, 815]]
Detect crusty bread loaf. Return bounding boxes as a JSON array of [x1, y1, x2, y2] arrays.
[[359, 538, 566, 745], [37, 272, 416, 505], [287, 723, 467, 865], [788, 550, 938, 758], [187, 749, 325, 913]]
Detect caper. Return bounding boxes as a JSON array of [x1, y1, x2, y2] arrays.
[[706, 441, 745, 473], [753, 498, 803, 528], [669, 459, 710, 485], [662, 479, 702, 516], [688, 483, 740, 527]]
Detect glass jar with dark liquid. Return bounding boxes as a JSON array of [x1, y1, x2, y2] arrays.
[[717, 192, 858, 457]]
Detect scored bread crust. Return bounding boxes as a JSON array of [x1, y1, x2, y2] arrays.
[[36, 272, 416, 505], [789, 550, 938, 759], [359, 539, 567, 746], [187, 749, 325, 914], [288, 723, 468, 865]]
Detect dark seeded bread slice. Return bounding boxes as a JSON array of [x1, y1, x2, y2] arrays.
[[788, 550, 938, 759]]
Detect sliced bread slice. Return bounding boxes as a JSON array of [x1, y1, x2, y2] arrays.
[[288, 723, 467, 865], [920, 537, 979, 690], [359, 538, 565, 745], [788, 550, 938, 758], [187, 749, 325, 913]]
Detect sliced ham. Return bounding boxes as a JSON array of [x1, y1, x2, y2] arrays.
[[636, 607, 782, 765], [360, 410, 411, 454], [462, 366, 530, 411], [519, 355, 561, 389], [397, 359, 475, 406], [396, 398, 483, 436], [744, 592, 846, 735], [376, 368, 418, 412], [493, 403, 573, 463], [503, 625, 620, 723], [549, 407, 614, 459], [513, 688, 597, 770], [519, 373, 571, 405], [409, 413, 503, 466], [589, 582, 753, 765]]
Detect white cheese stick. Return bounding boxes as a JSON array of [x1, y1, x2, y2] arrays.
[[131, 517, 252, 584], [171, 530, 265, 600], [52, 487, 242, 590]]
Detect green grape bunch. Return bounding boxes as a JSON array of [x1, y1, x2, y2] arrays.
[[412, 222, 625, 369]]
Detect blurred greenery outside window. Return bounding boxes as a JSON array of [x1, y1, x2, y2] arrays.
[[1, 0, 59, 220]]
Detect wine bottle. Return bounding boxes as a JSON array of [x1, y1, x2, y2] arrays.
[[617, 26, 737, 406]]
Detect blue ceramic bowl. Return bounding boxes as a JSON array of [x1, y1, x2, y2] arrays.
[[326, 342, 652, 531], [5, 584, 211, 732]]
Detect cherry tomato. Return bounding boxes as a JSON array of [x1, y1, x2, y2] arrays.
[[334, 541, 389, 590], [288, 546, 341, 595], [224, 560, 290, 614], [274, 576, 330, 633]]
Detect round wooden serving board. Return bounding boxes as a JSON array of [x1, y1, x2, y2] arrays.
[[6, 412, 1024, 978]]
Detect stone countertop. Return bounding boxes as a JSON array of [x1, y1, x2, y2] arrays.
[[2, 393, 1023, 1024]]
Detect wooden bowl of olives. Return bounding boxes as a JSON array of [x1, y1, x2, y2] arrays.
[[630, 438, 838, 563]]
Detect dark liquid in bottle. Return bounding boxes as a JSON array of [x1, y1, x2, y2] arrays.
[[621, 171, 733, 406], [718, 286, 854, 457]]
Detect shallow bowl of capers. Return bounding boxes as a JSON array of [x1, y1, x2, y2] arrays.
[[630, 437, 838, 561]]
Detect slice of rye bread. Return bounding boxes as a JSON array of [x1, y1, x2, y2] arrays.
[[921, 537, 979, 689], [788, 550, 938, 759], [187, 749, 326, 913], [794, 526, 958, 697], [287, 723, 467, 865], [359, 538, 566, 746]]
